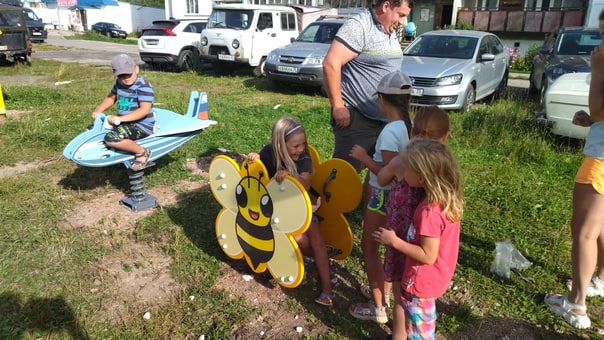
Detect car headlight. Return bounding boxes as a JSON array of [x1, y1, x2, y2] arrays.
[[435, 74, 462, 86], [305, 56, 324, 65], [267, 51, 278, 62], [201, 37, 208, 46], [232, 39, 240, 49]]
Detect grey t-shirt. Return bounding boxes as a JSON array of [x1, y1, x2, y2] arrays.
[[335, 8, 404, 122]]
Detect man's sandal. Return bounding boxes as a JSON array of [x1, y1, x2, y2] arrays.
[[349, 301, 388, 324], [131, 148, 155, 171], [314, 292, 334, 307], [566, 275, 604, 297], [544, 292, 591, 329]]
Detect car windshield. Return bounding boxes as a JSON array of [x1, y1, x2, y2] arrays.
[[556, 31, 602, 55], [23, 10, 39, 21], [208, 10, 254, 29], [404, 35, 478, 59], [297, 23, 342, 43], [108, 23, 121, 29]]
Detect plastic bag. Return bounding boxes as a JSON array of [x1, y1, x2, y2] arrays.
[[490, 240, 532, 279]]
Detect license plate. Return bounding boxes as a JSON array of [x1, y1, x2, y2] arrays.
[[218, 54, 234, 61], [412, 88, 423, 96], [33, 32, 42, 36], [0, 46, 7, 51], [277, 65, 298, 74]]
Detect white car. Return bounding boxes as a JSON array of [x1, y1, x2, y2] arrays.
[[401, 30, 509, 112], [138, 19, 207, 72], [537, 72, 590, 139]]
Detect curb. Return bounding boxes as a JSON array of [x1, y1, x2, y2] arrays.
[[510, 72, 530, 80]]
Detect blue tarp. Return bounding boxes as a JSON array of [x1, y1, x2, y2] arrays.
[[75, 0, 118, 7]]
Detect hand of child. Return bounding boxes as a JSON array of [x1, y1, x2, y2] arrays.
[[372, 227, 396, 246], [247, 152, 260, 162], [312, 196, 321, 212], [92, 111, 101, 119], [275, 170, 289, 184], [349, 144, 367, 162], [572, 110, 592, 127]]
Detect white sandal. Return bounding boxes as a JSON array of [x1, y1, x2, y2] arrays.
[[566, 275, 604, 297], [360, 283, 391, 308], [544, 293, 591, 329]]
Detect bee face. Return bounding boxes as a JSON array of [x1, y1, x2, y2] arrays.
[[236, 177, 273, 225]]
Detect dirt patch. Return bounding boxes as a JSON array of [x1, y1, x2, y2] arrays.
[[0, 75, 52, 87]]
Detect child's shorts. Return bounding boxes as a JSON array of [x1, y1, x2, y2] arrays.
[[367, 186, 388, 216], [401, 289, 436, 340], [575, 156, 604, 196], [104, 123, 150, 143]]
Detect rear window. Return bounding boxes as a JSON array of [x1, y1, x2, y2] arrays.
[[0, 10, 23, 27], [141, 21, 177, 36]]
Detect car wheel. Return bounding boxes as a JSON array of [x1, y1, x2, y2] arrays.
[[493, 71, 508, 100], [461, 84, 475, 113], [177, 50, 194, 72], [253, 57, 266, 78]]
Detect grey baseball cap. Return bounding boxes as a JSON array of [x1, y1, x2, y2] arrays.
[[111, 54, 136, 76], [375, 71, 413, 95]]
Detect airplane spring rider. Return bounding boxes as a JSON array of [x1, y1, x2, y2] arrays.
[[63, 91, 217, 212]]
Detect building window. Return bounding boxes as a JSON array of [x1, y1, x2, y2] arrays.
[[187, 0, 199, 14]]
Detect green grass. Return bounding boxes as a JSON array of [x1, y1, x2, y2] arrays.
[[66, 31, 138, 45], [0, 60, 598, 339]]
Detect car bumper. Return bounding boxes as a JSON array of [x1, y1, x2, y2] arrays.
[[139, 52, 179, 65], [265, 63, 323, 87], [536, 111, 589, 139], [200, 54, 249, 65], [409, 86, 464, 110]]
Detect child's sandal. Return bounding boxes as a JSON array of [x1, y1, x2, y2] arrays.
[[544, 292, 591, 329], [314, 292, 334, 307], [131, 148, 154, 171]]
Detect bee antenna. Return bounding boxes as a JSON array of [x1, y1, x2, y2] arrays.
[[258, 171, 264, 190], [244, 163, 250, 186]]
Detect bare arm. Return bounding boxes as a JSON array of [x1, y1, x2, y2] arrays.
[[91, 92, 116, 119], [323, 40, 358, 128], [589, 44, 604, 122], [377, 154, 402, 186], [373, 227, 440, 265]]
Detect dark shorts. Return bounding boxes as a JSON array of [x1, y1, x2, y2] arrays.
[[367, 186, 388, 216], [104, 123, 150, 143], [330, 106, 385, 172]]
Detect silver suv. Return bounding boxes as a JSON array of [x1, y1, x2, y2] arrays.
[[138, 19, 207, 72], [265, 16, 347, 90]]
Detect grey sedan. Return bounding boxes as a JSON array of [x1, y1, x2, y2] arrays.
[[402, 30, 509, 112]]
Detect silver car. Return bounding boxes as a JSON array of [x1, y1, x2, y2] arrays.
[[265, 17, 347, 90], [402, 30, 510, 112]]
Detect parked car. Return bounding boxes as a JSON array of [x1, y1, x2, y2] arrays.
[[0, 4, 32, 65], [138, 19, 206, 72], [21, 7, 46, 43], [401, 30, 509, 112], [536, 72, 590, 139], [529, 26, 602, 107], [265, 16, 347, 90], [90, 22, 127, 39]]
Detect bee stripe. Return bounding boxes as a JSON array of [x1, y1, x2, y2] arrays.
[[236, 225, 274, 252]]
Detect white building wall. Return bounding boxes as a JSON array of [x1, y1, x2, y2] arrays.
[[26, 1, 165, 33], [165, 0, 214, 21]]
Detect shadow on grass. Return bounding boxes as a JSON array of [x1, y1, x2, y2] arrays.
[[0, 292, 88, 339]]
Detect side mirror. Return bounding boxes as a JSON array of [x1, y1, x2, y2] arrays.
[[481, 53, 495, 61], [538, 45, 551, 55]]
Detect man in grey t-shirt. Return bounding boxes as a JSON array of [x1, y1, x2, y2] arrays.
[[323, 0, 411, 172]]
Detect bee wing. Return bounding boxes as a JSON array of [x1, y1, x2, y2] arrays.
[[209, 155, 241, 214], [215, 208, 244, 259], [266, 232, 305, 288], [266, 176, 312, 235]]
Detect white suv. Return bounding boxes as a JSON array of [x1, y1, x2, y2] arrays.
[[138, 19, 207, 72]]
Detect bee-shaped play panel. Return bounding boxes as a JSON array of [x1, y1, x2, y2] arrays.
[[208, 146, 362, 288], [209, 156, 312, 288]]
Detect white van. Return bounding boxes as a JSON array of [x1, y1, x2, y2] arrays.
[[199, 4, 300, 76]]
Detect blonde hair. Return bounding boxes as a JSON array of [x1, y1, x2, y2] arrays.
[[403, 138, 463, 221], [412, 105, 450, 140], [271, 116, 309, 177]]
